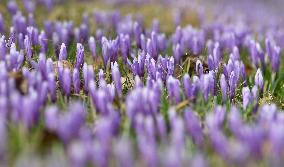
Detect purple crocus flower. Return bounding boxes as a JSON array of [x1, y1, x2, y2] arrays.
[[59, 43, 67, 61], [265, 38, 272, 58], [119, 34, 130, 64], [209, 129, 229, 159], [22, 91, 40, 129], [269, 123, 284, 156], [39, 31, 48, 53], [184, 108, 204, 147], [140, 34, 146, 51], [242, 87, 251, 110], [111, 62, 122, 97], [0, 36, 5, 60], [0, 114, 6, 157], [73, 68, 81, 94], [7, 1, 18, 15], [167, 76, 180, 104], [259, 104, 277, 125], [47, 73, 57, 102], [101, 37, 110, 68], [220, 74, 227, 103], [200, 74, 210, 101], [114, 137, 134, 167], [171, 116, 185, 151], [228, 107, 243, 138], [229, 71, 236, 100], [173, 44, 183, 64], [0, 14, 4, 34], [152, 19, 160, 33], [254, 68, 264, 94], [75, 43, 84, 69], [133, 22, 142, 47], [183, 74, 191, 100], [57, 102, 86, 143], [271, 46, 280, 73], [251, 85, 258, 100], [88, 36, 96, 60], [45, 105, 59, 131], [86, 65, 94, 93], [46, 58, 54, 74], [208, 54, 215, 71], [44, 21, 53, 39], [191, 76, 200, 99], [83, 63, 88, 94], [24, 35, 32, 61], [62, 68, 71, 96], [68, 141, 88, 167]]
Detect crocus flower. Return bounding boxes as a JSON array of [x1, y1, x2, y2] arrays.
[[7, 1, 18, 15], [75, 43, 84, 69], [73, 68, 81, 94], [184, 108, 204, 147], [0, 14, 4, 34], [228, 107, 243, 138], [183, 74, 191, 100], [229, 71, 236, 100], [200, 74, 210, 101], [271, 46, 280, 73], [220, 74, 227, 103], [62, 68, 71, 96], [22, 91, 40, 129], [111, 62, 122, 97], [254, 68, 264, 94], [59, 43, 67, 61], [241, 87, 251, 110], [209, 129, 229, 159], [88, 36, 96, 60], [119, 34, 130, 63], [57, 102, 86, 143], [68, 141, 88, 167], [24, 35, 32, 60], [114, 137, 134, 167], [167, 76, 180, 104], [173, 44, 183, 64], [47, 73, 57, 102], [45, 105, 59, 131]]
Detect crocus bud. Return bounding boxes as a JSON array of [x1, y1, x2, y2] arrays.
[[62, 68, 71, 96], [184, 108, 204, 146], [111, 62, 122, 97], [254, 69, 264, 94], [242, 87, 251, 110], [271, 46, 280, 73], [88, 36, 96, 60], [73, 68, 80, 94], [47, 73, 56, 102], [229, 71, 236, 100], [208, 54, 215, 71], [183, 74, 191, 99], [0, 14, 4, 34], [24, 35, 32, 60], [45, 105, 59, 131], [167, 76, 180, 104], [59, 43, 67, 61], [75, 43, 84, 69], [220, 74, 227, 103]]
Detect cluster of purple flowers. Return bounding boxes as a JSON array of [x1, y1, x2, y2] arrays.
[[0, 0, 283, 166]]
